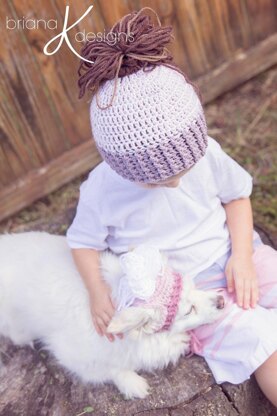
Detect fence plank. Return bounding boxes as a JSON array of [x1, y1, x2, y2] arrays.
[[0, 0, 276, 221], [197, 32, 277, 103], [0, 142, 101, 223], [245, 0, 277, 43]]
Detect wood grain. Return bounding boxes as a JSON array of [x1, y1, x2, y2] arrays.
[[0, 140, 101, 223], [0, 0, 276, 220]]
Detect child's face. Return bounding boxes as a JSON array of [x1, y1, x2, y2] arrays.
[[137, 168, 192, 189]]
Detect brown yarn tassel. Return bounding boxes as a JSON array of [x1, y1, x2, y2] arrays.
[[77, 7, 202, 109]]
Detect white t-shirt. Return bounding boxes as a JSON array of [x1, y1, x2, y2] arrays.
[[66, 137, 257, 278]]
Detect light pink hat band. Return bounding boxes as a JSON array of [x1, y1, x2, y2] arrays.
[[133, 270, 183, 332], [159, 271, 183, 331]]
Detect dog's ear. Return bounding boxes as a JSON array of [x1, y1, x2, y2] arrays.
[[107, 307, 156, 334]]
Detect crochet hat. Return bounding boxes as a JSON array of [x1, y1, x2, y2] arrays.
[[90, 65, 207, 183], [116, 245, 183, 333], [78, 7, 208, 183]]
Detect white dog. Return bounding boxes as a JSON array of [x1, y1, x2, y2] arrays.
[[0, 232, 224, 399]]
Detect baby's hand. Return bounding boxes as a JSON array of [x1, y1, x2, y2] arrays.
[[225, 254, 259, 309], [89, 280, 124, 342]]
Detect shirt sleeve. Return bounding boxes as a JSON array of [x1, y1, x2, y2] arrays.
[[210, 138, 253, 204], [66, 179, 109, 251]]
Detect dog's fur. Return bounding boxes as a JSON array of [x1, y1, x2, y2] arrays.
[[0, 232, 224, 399]]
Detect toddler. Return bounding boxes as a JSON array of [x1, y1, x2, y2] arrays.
[[66, 8, 277, 406]]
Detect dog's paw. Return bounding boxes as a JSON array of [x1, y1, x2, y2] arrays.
[[169, 333, 190, 357], [113, 370, 150, 399], [124, 374, 150, 400], [171, 333, 190, 347]]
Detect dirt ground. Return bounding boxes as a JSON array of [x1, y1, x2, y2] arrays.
[[0, 66, 276, 242]]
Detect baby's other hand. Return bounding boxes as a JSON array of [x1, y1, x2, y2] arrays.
[[89, 280, 124, 342], [225, 254, 259, 309]]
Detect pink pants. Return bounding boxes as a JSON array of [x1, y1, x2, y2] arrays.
[[190, 243, 277, 384]]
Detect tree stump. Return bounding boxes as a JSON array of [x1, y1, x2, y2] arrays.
[[0, 208, 276, 416]]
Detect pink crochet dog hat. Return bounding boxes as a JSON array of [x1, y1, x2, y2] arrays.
[[117, 245, 183, 333], [78, 8, 208, 183]]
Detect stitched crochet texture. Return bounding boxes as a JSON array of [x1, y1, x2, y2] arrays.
[[120, 245, 183, 332], [90, 65, 208, 183], [133, 269, 183, 332]]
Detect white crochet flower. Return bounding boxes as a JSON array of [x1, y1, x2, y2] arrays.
[[119, 245, 164, 300]]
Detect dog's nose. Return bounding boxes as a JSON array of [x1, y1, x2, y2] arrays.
[[215, 295, 225, 309]]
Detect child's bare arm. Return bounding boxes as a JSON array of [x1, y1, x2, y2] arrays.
[[71, 248, 123, 342], [223, 197, 258, 309], [224, 197, 253, 256]]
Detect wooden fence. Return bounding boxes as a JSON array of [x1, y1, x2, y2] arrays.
[[0, 0, 276, 222]]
